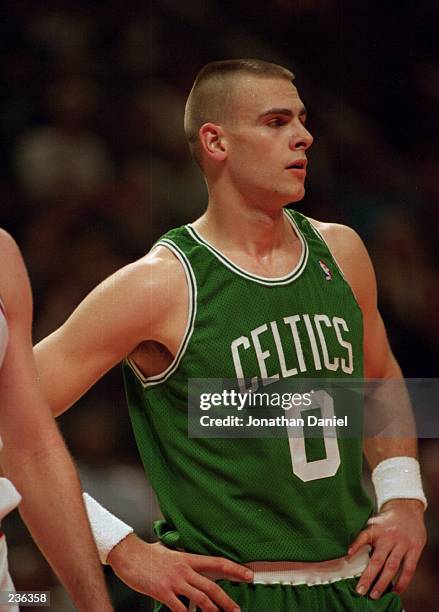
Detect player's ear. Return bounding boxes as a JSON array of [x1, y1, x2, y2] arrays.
[[199, 123, 227, 162]]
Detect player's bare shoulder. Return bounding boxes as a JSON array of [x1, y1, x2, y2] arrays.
[[91, 243, 189, 353], [307, 217, 363, 260], [306, 216, 377, 311], [119, 244, 188, 320], [307, 217, 372, 271], [145, 243, 188, 290], [95, 243, 188, 367]]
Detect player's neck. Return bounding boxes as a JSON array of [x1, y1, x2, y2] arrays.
[[193, 197, 293, 258]]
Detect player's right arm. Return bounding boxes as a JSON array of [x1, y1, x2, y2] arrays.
[[35, 246, 183, 415], [35, 246, 252, 612]]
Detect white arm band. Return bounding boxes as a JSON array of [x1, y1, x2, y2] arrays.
[[372, 456, 427, 511], [83, 493, 134, 564]]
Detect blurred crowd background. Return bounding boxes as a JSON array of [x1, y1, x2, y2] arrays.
[[1, 0, 438, 610]]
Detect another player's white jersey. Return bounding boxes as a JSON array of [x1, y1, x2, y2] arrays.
[[0, 300, 8, 368], [0, 300, 22, 521]]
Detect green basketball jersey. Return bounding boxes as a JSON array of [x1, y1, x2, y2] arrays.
[[123, 208, 373, 563]]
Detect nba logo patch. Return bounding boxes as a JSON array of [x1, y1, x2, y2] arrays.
[[318, 259, 333, 281]]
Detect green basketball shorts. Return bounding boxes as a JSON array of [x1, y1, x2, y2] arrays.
[[154, 579, 403, 611]]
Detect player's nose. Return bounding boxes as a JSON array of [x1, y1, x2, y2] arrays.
[[290, 123, 313, 151]]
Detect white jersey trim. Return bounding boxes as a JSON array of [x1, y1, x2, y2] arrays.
[[186, 210, 309, 286], [126, 239, 197, 388]]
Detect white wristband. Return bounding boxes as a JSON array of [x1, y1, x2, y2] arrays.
[[372, 456, 427, 512], [83, 493, 134, 564]]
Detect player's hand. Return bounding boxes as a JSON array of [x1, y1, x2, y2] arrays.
[[348, 499, 426, 599], [107, 533, 253, 611]]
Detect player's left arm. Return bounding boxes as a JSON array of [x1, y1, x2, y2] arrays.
[[317, 221, 427, 599]]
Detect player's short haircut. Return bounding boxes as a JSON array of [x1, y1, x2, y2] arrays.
[[184, 58, 295, 168]]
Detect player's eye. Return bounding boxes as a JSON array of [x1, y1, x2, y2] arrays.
[[267, 117, 286, 127]]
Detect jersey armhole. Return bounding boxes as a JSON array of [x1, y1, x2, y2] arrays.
[[125, 239, 197, 388]]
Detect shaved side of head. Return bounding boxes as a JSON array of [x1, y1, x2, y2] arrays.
[[184, 59, 295, 168]]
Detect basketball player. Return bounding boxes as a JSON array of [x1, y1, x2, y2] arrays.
[[0, 229, 113, 611], [35, 60, 426, 611]]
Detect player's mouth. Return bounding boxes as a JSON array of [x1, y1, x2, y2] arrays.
[[285, 159, 307, 178]]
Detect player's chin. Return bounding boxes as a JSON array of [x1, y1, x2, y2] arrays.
[[287, 185, 306, 203]]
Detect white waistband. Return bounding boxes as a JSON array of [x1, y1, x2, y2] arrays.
[[245, 546, 370, 586], [188, 547, 370, 611]]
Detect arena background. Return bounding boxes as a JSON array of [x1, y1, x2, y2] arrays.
[[1, 1, 438, 610]]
